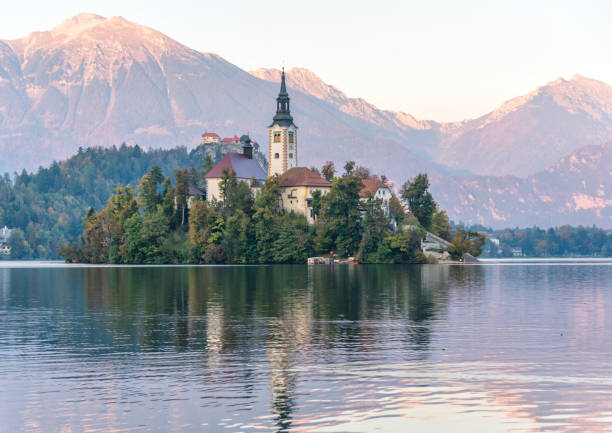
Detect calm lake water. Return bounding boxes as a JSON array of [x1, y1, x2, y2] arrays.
[[1, 261, 612, 433]]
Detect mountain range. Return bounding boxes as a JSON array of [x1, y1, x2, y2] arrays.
[[1, 13, 612, 228]]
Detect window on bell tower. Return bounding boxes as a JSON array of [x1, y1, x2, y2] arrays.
[[288, 131, 294, 144], [274, 132, 281, 143]]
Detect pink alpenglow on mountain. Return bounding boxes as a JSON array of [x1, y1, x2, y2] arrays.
[[1, 14, 612, 226]]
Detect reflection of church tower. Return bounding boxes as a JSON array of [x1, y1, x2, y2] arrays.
[[268, 68, 298, 177]]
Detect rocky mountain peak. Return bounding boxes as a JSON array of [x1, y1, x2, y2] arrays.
[[50, 13, 107, 38]]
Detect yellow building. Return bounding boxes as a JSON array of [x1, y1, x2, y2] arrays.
[[278, 167, 331, 224]]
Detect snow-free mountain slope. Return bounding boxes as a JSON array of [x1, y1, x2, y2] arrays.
[[2, 14, 612, 227], [0, 14, 444, 180], [438, 75, 612, 176], [432, 142, 612, 228]]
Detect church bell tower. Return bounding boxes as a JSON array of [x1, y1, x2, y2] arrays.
[[268, 68, 298, 177]]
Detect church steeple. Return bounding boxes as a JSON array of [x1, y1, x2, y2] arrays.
[[272, 68, 294, 127], [268, 67, 298, 178]]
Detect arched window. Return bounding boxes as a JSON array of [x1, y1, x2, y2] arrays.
[[289, 153, 293, 158], [274, 153, 279, 159]]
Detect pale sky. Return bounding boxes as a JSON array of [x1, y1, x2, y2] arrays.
[[2, 0, 611, 121]]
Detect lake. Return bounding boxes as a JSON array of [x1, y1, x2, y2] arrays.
[[1, 261, 612, 432]]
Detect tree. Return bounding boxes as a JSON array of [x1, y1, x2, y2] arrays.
[[353, 165, 371, 180], [252, 178, 282, 262], [319, 170, 363, 256], [222, 209, 252, 263], [272, 213, 309, 263], [448, 227, 486, 260], [174, 168, 190, 227], [389, 194, 406, 227], [8, 229, 32, 259], [310, 190, 323, 221], [430, 208, 451, 240], [401, 173, 436, 230], [138, 166, 164, 215], [321, 161, 335, 181], [370, 231, 424, 264], [219, 168, 254, 217], [344, 160, 356, 175], [357, 196, 389, 262], [107, 186, 139, 263], [189, 200, 225, 263]]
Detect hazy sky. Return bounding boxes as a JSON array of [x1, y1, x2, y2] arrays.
[[2, 0, 611, 121]]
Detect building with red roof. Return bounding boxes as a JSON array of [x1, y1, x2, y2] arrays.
[[278, 167, 331, 223], [359, 178, 392, 216], [201, 132, 220, 145], [221, 136, 240, 144]]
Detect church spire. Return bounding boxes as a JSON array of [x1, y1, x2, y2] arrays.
[[272, 67, 294, 126]]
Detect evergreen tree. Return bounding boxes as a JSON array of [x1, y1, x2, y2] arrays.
[[272, 213, 308, 263], [401, 173, 436, 230], [357, 196, 390, 262], [138, 166, 164, 215]]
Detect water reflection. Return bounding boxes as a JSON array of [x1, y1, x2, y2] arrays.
[[0, 263, 611, 432]]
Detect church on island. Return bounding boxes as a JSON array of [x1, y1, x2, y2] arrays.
[[205, 69, 332, 223]]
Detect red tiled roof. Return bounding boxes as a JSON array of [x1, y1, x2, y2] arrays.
[[359, 178, 387, 197], [202, 132, 220, 138], [205, 153, 267, 181], [278, 167, 332, 187], [221, 136, 240, 142]]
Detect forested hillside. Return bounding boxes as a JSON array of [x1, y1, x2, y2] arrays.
[[0, 144, 248, 258]]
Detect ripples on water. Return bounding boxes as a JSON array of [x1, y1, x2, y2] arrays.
[[1, 262, 612, 432]]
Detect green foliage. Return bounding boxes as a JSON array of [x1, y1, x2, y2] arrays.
[[448, 227, 486, 260], [0, 144, 228, 259], [55, 153, 452, 265], [401, 173, 436, 229], [357, 196, 390, 262], [271, 213, 309, 263], [138, 166, 164, 215], [369, 231, 425, 264], [220, 169, 254, 217], [8, 229, 32, 259], [483, 225, 612, 257], [318, 171, 363, 257], [430, 208, 451, 240]]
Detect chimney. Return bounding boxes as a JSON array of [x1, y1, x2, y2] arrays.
[[240, 134, 253, 159]]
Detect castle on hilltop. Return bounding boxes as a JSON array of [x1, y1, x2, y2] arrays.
[[204, 68, 331, 223]]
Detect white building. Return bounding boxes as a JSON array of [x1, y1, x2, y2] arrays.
[[268, 68, 298, 177], [358, 178, 393, 216], [0, 226, 11, 256], [204, 135, 267, 201]]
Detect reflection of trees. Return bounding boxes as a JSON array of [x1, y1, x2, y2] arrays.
[[9, 264, 460, 428], [0, 268, 9, 302]]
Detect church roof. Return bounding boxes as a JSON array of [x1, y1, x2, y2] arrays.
[[278, 167, 332, 188], [204, 153, 267, 181], [359, 178, 389, 197], [270, 68, 296, 128], [188, 185, 204, 196]]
